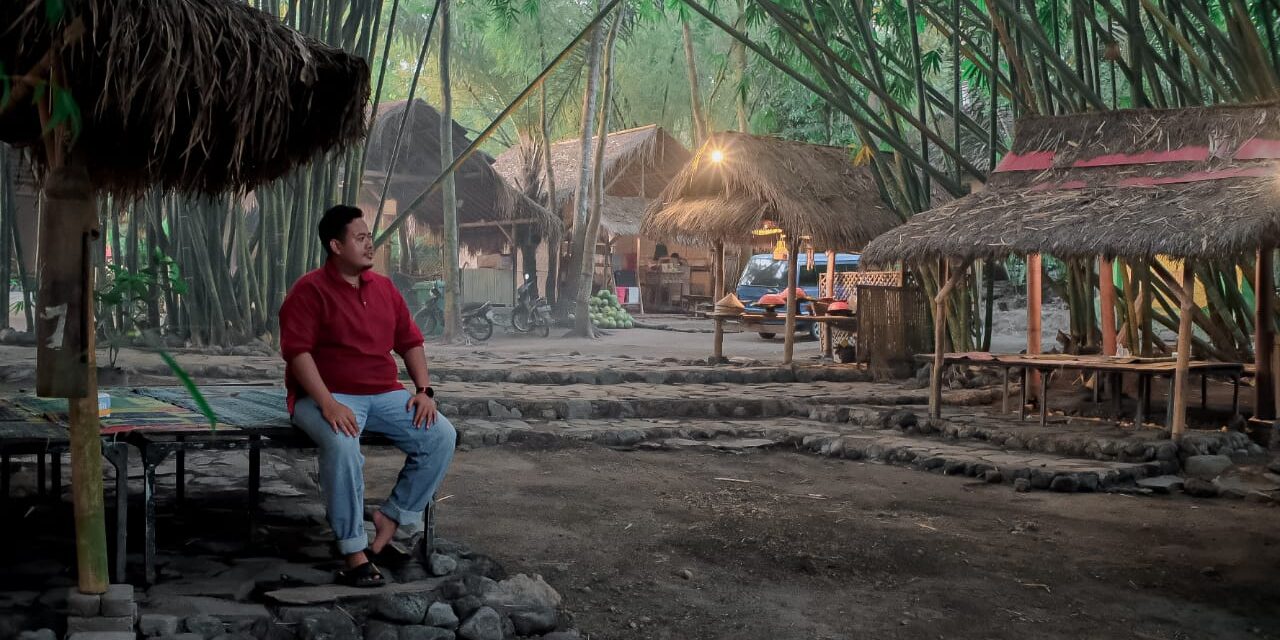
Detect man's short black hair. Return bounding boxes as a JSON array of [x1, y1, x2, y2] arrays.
[[318, 205, 365, 256]]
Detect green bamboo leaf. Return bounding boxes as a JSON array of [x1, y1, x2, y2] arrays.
[[45, 0, 65, 22], [157, 350, 218, 429]]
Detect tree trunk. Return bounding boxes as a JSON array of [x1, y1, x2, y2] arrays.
[[574, 11, 623, 336], [682, 20, 708, 143], [537, 10, 561, 305], [439, 0, 462, 341], [563, 16, 606, 318], [732, 0, 749, 132]]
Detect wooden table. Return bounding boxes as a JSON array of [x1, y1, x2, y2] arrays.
[[931, 352, 1245, 426]]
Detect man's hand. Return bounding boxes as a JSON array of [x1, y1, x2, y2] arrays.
[[321, 398, 360, 437], [406, 392, 437, 428]]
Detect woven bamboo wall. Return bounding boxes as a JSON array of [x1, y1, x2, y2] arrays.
[[819, 271, 903, 346], [856, 284, 932, 378]]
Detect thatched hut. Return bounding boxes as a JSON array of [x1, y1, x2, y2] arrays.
[[493, 125, 703, 305], [0, 0, 369, 588], [862, 102, 1280, 438], [363, 99, 547, 254], [644, 132, 903, 362]]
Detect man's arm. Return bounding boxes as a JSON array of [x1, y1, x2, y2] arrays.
[[281, 281, 359, 436], [403, 346, 431, 390], [290, 352, 360, 436]]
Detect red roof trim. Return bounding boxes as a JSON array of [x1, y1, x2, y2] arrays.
[[1235, 138, 1280, 160], [1116, 166, 1274, 186], [1071, 147, 1209, 167], [995, 151, 1054, 172]]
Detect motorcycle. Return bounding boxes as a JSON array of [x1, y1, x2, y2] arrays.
[[509, 274, 553, 338], [413, 282, 494, 342]]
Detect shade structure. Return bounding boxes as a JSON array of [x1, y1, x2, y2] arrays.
[[0, 0, 371, 591], [643, 132, 901, 364], [0, 0, 371, 198], [642, 132, 903, 250], [364, 99, 547, 252], [862, 102, 1280, 266], [861, 102, 1280, 440]]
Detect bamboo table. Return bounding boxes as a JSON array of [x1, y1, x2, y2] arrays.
[[0, 422, 130, 583], [932, 352, 1245, 426]]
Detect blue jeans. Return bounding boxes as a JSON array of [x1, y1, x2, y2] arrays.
[[292, 389, 456, 555]]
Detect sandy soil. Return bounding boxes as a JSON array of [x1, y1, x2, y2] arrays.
[[370, 443, 1280, 640]]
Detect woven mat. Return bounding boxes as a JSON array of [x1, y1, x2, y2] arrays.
[[11, 392, 229, 435], [135, 387, 290, 429]]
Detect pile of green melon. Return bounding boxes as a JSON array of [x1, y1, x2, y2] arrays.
[[589, 289, 635, 329]]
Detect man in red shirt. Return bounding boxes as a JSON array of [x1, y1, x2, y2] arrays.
[[280, 205, 455, 588]]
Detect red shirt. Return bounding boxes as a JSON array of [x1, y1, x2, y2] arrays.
[[279, 260, 424, 413]]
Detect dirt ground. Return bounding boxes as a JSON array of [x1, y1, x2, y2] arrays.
[[367, 443, 1280, 640]]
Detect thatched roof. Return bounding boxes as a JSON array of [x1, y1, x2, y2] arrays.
[[493, 125, 691, 210], [862, 102, 1280, 266], [0, 0, 370, 198], [599, 196, 647, 237], [642, 132, 903, 250], [364, 99, 549, 253]]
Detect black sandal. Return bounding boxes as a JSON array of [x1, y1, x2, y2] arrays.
[[370, 542, 412, 566], [335, 561, 385, 588]]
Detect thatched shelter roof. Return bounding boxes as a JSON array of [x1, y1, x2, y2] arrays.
[[364, 99, 549, 252], [493, 125, 691, 210], [862, 102, 1280, 266], [642, 132, 903, 250], [0, 0, 370, 198]]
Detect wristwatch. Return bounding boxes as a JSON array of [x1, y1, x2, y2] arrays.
[[416, 386, 435, 398]]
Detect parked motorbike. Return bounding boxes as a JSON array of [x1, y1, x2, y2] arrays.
[[414, 282, 494, 342], [509, 274, 553, 338]]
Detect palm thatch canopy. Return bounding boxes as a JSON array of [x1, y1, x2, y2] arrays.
[[365, 99, 541, 253], [0, 0, 370, 198], [493, 125, 691, 211], [642, 132, 903, 250], [862, 102, 1280, 266]]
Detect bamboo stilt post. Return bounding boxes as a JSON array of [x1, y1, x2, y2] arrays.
[[931, 260, 967, 419], [783, 236, 801, 364], [822, 250, 835, 359], [1100, 257, 1118, 356], [1172, 259, 1195, 440], [1027, 253, 1043, 400], [712, 240, 725, 361], [37, 162, 108, 593], [1256, 248, 1275, 420]]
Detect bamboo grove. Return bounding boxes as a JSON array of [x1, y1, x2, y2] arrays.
[[2, 0, 1278, 356]]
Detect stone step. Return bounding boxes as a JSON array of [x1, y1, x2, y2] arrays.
[[435, 382, 1001, 421], [802, 404, 1266, 466], [432, 364, 873, 386], [443, 415, 1159, 494]]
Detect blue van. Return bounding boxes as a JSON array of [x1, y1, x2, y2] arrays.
[[736, 252, 861, 339]]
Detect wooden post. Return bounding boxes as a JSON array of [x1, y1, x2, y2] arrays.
[[1171, 259, 1195, 440], [930, 260, 967, 419], [783, 236, 801, 364], [822, 250, 836, 359], [37, 162, 108, 593], [1027, 253, 1043, 400], [1099, 257, 1117, 356], [712, 240, 725, 361], [1255, 248, 1275, 420]]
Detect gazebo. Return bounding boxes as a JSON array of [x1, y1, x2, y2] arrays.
[[862, 102, 1280, 441], [644, 132, 903, 363], [0, 0, 369, 591]]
